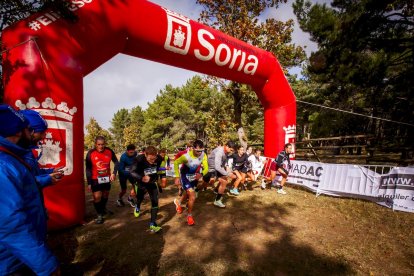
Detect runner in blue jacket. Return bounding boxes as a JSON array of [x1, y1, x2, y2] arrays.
[[0, 104, 59, 276], [117, 144, 138, 207]]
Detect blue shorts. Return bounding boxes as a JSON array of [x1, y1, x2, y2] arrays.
[[180, 174, 198, 191]]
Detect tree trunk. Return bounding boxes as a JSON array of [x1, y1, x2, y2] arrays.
[[229, 82, 243, 129], [237, 127, 247, 150]]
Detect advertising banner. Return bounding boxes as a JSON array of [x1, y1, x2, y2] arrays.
[[377, 167, 414, 212], [282, 160, 414, 213]]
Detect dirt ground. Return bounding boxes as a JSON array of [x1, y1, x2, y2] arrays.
[[48, 180, 414, 276]]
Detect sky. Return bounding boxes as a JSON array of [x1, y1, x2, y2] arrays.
[[83, 0, 326, 129]]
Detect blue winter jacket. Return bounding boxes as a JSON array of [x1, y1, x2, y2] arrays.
[[24, 147, 54, 189], [119, 151, 137, 179], [0, 136, 59, 276]]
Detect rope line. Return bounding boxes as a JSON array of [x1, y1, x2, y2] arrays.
[[297, 100, 414, 127]]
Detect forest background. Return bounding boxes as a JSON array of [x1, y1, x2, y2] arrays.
[[1, 0, 413, 154]]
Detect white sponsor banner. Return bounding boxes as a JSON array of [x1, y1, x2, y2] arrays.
[[317, 164, 383, 198], [287, 160, 323, 193], [377, 167, 414, 212], [282, 160, 414, 213]]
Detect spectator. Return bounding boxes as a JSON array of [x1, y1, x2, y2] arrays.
[[21, 109, 64, 188], [0, 104, 59, 275]]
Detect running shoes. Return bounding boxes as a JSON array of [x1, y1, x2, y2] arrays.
[[134, 206, 140, 218], [150, 224, 162, 233], [127, 196, 136, 208], [174, 198, 183, 214], [213, 199, 226, 208], [116, 199, 125, 207], [187, 215, 195, 226]]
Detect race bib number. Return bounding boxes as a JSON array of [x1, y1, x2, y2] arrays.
[[186, 174, 196, 182], [97, 176, 110, 184], [97, 168, 109, 176], [144, 167, 157, 176]]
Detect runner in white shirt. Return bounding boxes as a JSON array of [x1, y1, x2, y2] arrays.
[[247, 148, 266, 187]]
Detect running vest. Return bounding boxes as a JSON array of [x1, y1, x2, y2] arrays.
[[158, 155, 170, 174], [230, 153, 248, 170], [275, 150, 291, 173], [182, 151, 205, 174], [89, 149, 114, 179]]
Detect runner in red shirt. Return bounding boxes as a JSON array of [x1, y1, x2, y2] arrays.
[[85, 136, 119, 224]]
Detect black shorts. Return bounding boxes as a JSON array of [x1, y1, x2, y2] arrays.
[[119, 176, 135, 190], [158, 173, 167, 179], [90, 179, 111, 192], [234, 167, 248, 174], [202, 171, 213, 183], [207, 170, 226, 179]]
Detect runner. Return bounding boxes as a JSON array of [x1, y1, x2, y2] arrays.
[[174, 142, 192, 196], [228, 145, 249, 195], [207, 141, 236, 208], [246, 146, 253, 156], [130, 146, 163, 233], [117, 144, 137, 207], [173, 139, 208, 226], [157, 148, 171, 193], [85, 136, 119, 224], [247, 148, 266, 188], [270, 143, 293, 194]]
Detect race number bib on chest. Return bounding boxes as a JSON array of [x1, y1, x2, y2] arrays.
[[144, 167, 157, 175], [97, 176, 110, 184], [186, 174, 196, 182]]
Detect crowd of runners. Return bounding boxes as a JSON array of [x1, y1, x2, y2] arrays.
[[85, 135, 293, 232], [0, 104, 293, 274]]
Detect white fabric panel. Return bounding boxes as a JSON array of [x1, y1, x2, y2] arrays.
[[277, 159, 414, 213]]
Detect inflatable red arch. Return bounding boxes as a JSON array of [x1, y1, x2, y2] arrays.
[[1, 0, 296, 229]]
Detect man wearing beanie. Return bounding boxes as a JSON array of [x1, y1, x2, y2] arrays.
[[0, 104, 59, 276], [21, 109, 65, 187]]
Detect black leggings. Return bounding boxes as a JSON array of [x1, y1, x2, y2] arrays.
[[135, 182, 159, 224]]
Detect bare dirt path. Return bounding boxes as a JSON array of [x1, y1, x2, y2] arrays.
[[48, 181, 414, 275]]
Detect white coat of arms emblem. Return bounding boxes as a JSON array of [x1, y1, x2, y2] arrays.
[[163, 7, 191, 55], [16, 97, 76, 175], [283, 125, 296, 158]]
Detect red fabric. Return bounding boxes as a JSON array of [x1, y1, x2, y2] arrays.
[[2, 0, 296, 229], [89, 149, 114, 179]]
